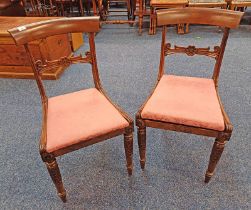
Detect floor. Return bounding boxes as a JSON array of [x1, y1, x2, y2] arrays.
[[0, 20, 250, 209]]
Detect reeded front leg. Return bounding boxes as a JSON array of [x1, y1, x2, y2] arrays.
[[124, 127, 133, 175], [45, 158, 66, 202], [137, 119, 146, 169], [205, 132, 231, 183]]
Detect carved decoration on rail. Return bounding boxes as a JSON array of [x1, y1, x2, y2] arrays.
[[35, 51, 92, 73], [164, 43, 221, 59]]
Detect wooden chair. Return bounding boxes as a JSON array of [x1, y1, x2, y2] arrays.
[[8, 16, 134, 202], [136, 8, 243, 183]]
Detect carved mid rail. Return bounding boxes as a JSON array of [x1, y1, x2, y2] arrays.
[[164, 43, 221, 59], [35, 51, 92, 74]]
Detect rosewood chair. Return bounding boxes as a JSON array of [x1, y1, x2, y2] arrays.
[[8, 16, 133, 202], [136, 8, 243, 183]]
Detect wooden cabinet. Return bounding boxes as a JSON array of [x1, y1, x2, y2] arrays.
[[0, 17, 72, 80], [70, 33, 84, 52]]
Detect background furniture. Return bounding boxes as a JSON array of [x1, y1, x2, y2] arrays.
[[70, 32, 84, 51], [149, 0, 188, 35], [136, 8, 243, 183], [0, 0, 26, 16], [54, 0, 84, 16], [187, 0, 227, 32], [8, 16, 134, 202], [229, 0, 251, 10], [0, 16, 72, 79], [131, 0, 149, 34], [96, 0, 134, 24], [23, 0, 58, 16], [188, 0, 227, 8]]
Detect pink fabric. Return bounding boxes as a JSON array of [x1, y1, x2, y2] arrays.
[[46, 88, 129, 152], [141, 75, 225, 131]]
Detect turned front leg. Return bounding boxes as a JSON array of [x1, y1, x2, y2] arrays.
[[45, 159, 66, 202], [137, 119, 146, 169], [124, 128, 133, 175], [205, 133, 231, 183]]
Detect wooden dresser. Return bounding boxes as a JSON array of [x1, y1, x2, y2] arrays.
[[0, 17, 72, 80]]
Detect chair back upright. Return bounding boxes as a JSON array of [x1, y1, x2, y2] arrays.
[[156, 8, 243, 87], [8, 16, 100, 104]]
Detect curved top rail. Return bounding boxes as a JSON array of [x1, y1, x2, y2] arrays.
[[157, 8, 243, 29], [8, 16, 100, 45]]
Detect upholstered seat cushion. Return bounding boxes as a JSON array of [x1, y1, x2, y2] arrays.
[[46, 88, 129, 152], [141, 75, 225, 131]]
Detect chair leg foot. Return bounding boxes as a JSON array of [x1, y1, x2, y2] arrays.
[[204, 173, 212, 183], [124, 128, 133, 176], [58, 191, 67, 202], [45, 158, 66, 202], [205, 133, 230, 183], [140, 160, 145, 170], [137, 121, 146, 170]]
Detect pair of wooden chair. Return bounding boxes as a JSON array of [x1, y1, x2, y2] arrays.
[[8, 8, 243, 202]]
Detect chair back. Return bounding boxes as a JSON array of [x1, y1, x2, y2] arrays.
[[8, 16, 100, 104], [156, 8, 243, 86]]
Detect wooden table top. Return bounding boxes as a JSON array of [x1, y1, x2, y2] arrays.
[[0, 16, 59, 35], [151, 0, 188, 6]]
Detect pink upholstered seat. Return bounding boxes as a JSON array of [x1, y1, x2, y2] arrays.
[[46, 88, 129, 152], [141, 75, 225, 131]]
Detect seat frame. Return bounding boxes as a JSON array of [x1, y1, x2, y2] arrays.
[[136, 8, 243, 183], [8, 16, 134, 202]]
